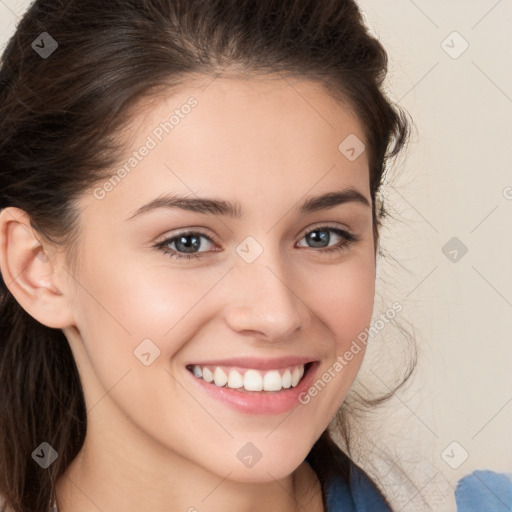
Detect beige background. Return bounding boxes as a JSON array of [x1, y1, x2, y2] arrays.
[[353, 1, 512, 510], [1, 1, 511, 510]]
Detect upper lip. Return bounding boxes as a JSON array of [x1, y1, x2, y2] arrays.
[[186, 356, 317, 370]]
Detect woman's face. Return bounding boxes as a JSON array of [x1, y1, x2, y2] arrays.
[[64, 74, 376, 483]]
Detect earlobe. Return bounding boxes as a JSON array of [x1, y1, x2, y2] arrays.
[[0, 207, 75, 328]]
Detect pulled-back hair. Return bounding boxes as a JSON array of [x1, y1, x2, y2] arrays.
[[0, 1, 414, 510]]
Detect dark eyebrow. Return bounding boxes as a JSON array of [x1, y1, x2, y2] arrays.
[[298, 188, 370, 214], [125, 187, 371, 221]]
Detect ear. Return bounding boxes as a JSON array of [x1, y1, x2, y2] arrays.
[[0, 207, 75, 328]]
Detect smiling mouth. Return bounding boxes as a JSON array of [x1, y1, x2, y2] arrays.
[[186, 361, 314, 393]]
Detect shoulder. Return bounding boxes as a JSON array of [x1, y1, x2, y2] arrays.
[[306, 432, 392, 512], [455, 469, 512, 512], [348, 460, 393, 512]]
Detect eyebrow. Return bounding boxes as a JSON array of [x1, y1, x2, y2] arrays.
[[126, 187, 371, 221]]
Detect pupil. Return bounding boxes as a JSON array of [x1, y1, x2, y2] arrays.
[[308, 230, 328, 248], [176, 235, 200, 253]]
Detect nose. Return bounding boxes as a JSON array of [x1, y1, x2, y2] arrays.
[[221, 251, 310, 341]]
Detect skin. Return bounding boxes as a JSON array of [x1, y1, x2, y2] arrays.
[[0, 74, 377, 512]]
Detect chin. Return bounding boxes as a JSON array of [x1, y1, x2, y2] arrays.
[[207, 441, 311, 484], [221, 461, 303, 484]]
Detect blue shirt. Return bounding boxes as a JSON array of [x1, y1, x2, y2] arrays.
[[306, 437, 392, 511], [455, 470, 512, 511], [307, 435, 512, 512]]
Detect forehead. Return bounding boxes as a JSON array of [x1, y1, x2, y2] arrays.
[[83, 74, 370, 220]]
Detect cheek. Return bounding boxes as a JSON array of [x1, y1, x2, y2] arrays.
[[296, 255, 375, 407], [303, 253, 376, 346], [74, 254, 224, 362]]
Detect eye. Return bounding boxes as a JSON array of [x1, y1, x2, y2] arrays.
[[296, 225, 359, 254], [154, 225, 360, 262], [154, 231, 218, 261]]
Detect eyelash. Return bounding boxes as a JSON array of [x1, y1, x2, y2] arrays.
[[154, 225, 360, 262]]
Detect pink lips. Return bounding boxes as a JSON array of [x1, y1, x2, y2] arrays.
[[185, 359, 320, 415]]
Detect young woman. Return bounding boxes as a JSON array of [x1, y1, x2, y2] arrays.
[[0, 1, 416, 510]]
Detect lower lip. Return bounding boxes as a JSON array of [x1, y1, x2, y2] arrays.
[[185, 362, 320, 415]]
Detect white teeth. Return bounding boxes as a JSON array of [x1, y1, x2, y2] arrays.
[[281, 369, 292, 388], [263, 370, 282, 391], [244, 369, 263, 391], [291, 367, 301, 387], [189, 363, 308, 392], [213, 367, 228, 387], [227, 369, 244, 388], [202, 367, 213, 383]]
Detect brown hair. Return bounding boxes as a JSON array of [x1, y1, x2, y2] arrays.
[[0, 1, 415, 510]]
